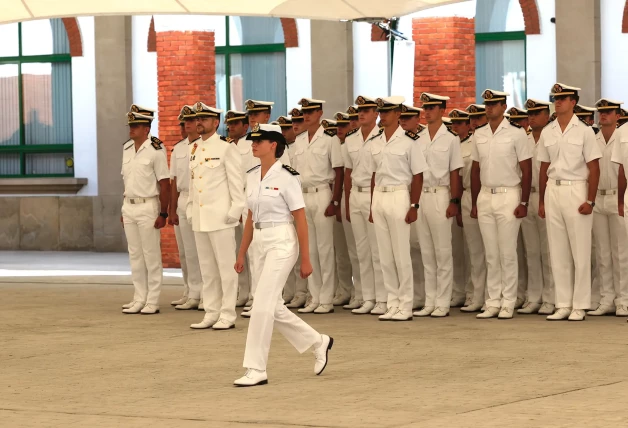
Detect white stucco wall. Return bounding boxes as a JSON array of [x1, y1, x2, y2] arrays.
[[526, 0, 557, 102], [286, 19, 312, 109], [601, 0, 628, 103], [352, 22, 389, 100], [131, 16, 159, 137]]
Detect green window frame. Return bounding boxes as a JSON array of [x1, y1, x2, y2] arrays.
[[0, 22, 73, 178]]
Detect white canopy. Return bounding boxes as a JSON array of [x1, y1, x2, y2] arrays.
[[0, 0, 467, 24]]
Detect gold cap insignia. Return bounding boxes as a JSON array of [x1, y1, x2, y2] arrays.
[[525, 100, 536, 109], [357, 96, 366, 105], [278, 117, 287, 124], [252, 124, 260, 132], [183, 106, 193, 115], [196, 102, 204, 111], [420, 93, 430, 103], [401, 105, 408, 113], [300, 98, 309, 107], [131, 105, 139, 113], [599, 100, 609, 107], [553, 84, 563, 94], [322, 120, 329, 128], [127, 112, 135, 121], [334, 113, 344, 120], [468, 105, 478, 113], [483, 90, 494, 100], [508, 108, 518, 116], [377, 98, 385, 108], [347, 106, 358, 115], [226, 111, 235, 119], [290, 108, 302, 117], [246, 100, 256, 110], [450, 110, 459, 118]]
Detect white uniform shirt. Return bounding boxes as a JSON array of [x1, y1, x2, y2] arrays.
[[460, 134, 473, 190], [187, 133, 244, 232], [470, 118, 533, 187], [529, 133, 542, 189], [370, 125, 429, 186], [344, 126, 382, 188], [537, 114, 602, 180], [246, 161, 306, 223], [170, 137, 191, 192], [595, 129, 618, 190], [121, 137, 169, 198], [291, 126, 344, 188], [236, 137, 291, 183], [417, 123, 464, 187], [611, 125, 628, 174]]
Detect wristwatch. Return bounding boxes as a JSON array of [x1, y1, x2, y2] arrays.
[[332, 201, 340, 207], [520, 201, 529, 207], [410, 203, 420, 209], [159, 212, 169, 219], [450, 198, 460, 205], [587, 200, 596, 207]]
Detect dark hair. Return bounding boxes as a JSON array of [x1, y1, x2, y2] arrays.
[[441, 101, 447, 109], [240, 117, 249, 125], [567, 94, 580, 103], [275, 140, 286, 159]]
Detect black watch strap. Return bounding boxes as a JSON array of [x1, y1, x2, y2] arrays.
[[159, 212, 169, 219], [450, 198, 460, 204]]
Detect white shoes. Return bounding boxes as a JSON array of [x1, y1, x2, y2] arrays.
[[175, 298, 200, 310], [140, 304, 160, 315], [352, 301, 375, 314], [498, 307, 513, 319], [476, 307, 500, 319], [431, 307, 449, 318], [464, 297, 473, 307], [586, 304, 615, 316], [460, 303, 483, 313], [314, 304, 334, 314], [234, 369, 268, 387], [342, 299, 361, 310], [286, 296, 307, 308], [515, 297, 526, 309], [616, 305, 628, 317], [122, 300, 138, 310], [517, 302, 541, 314], [538, 302, 555, 315], [568, 309, 586, 321], [197, 300, 204, 311], [391, 309, 413, 321], [212, 318, 235, 330], [413, 306, 435, 317], [370, 302, 387, 315], [332, 295, 350, 306], [378, 306, 398, 321], [190, 314, 217, 329], [122, 301, 144, 314], [170, 296, 188, 306], [236, 297, 249, 307], [546, 307, 571, 321], [240, 309, 252, 318], [298, 303, 318, 314], [450, 297, 466, 307], [313, 334, 334, 375]]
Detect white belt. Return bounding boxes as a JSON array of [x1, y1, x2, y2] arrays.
[[481, 186, 520, 194], [355, 186, 371, 193], [124, 197, 157, 204], [302, 184, 329, 193], [374, 185, 409, 193], [550, 180, 586, 186], [598, 189, 617, 196], [423, 186, 449, 193], [179, 191, 189, 197], [254, 221, 293, 230]]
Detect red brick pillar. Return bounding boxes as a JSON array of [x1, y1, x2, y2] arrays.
[[156, 30, 216, 268], [412, 17, 476, 113]]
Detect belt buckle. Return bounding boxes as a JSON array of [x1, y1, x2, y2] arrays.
[[129, 199, 137, 205], [491, 188, 497, 194]]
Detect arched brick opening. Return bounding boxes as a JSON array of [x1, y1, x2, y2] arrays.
[[147, 16, 299, 52], [622, 0, 628, 33], [519, 0, 541, 35], [61, 17, 83, 57]]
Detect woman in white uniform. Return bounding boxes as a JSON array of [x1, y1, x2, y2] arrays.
[[234, 124, 334, 387]]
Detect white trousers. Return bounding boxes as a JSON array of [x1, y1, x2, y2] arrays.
[[303, 187, 336, 305], [174, 193, 202, 300], [122, 198, 163, 305], [521, 191, 554, 304], [372, 190, 413, 312], [417, 190, 454, 308], [245, 208, 262, 304], [410, 217, 426, 307], [461, 190, 486, 305], [545, 181, 592, 310], [236, 210, 252, 302], [243, 225, 321, 371], [516, 231, 528, 301], [349, 189, 386, 303], [451, 220, 469, 302], [283, 253, 308, 301], [593, 192, 628, 307], [477, 188, 522, 310], [334, 192, 361, 300], [195, 227, 238, 324]]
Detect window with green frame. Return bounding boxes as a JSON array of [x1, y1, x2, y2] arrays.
[[0, 19, 74, 178], [215, 16, 287, 135], [475, 0, 527, 108]]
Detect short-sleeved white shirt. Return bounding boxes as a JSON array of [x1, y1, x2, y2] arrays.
[[595, 129, 619, 190], [170, 137, 191, 192], [528, 133, 542, 189], [537, 114, 602, 180], [611, 125, 628, 177], [460, 134, 473, 190], [345, 126, 384, 188], [246, 161, 306, 223], [291, 126, 344, 188], [470, 118, 533, 187], [370, 125, 429, 186], [417, 123, 464, 187], [121, 137, 169, 198]]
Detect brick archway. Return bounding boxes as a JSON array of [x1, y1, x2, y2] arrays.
[[147, 16, 298, 52], [61, 18, 83, 57], [519, 0, 541, 35], [622, 0, 628, 33]]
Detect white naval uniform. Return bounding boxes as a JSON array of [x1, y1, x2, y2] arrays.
[[460, 134, 487, 306], [170, 138, 203, 300], [291, 126, 344, 306], [370, 126, 429, 312], [611, 125, 628, 303], [594, 127, 628, 308], [121, 137, 170, 305], [242, 161, 321, 371], [186, 133, 245, 324], [537, 115, 601, 310], [416, 124, 464, 309], [520, 132, 554, 305], [345, 126, 386, 304], [471, 119, 533, 310]]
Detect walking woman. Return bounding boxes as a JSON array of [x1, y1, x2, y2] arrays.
[[234, 124, 334, 387]]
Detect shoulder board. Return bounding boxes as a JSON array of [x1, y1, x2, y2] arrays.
[[578, 117, 591, 127], [447, 128, 458, 137], [124, 140, 133, 150], [475, 122, 488, 130], [123, 139, 131, 146], [173, 138, 186, 146], [509, 121, 522, 129], [346, 128, 359, 138], [593, 127, 600, 135], [220, 135, 234, 143], [151, 136, 163, 150], [282, 164, 299, 175], [190, 137, 201, 144], [246, 165, 261, 174], [461, 133, 472, 143], [417, 124, 426, 132], [405, 130, 420, 140], [324, 129, 337, 137]]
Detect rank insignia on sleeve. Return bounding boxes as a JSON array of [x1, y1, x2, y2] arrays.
[[220, 135, 234, 143], [282, 164, 300, 175], [346, 128, 359, 137]]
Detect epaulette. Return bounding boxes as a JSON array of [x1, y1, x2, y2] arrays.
[[475, 122, 488, 130], [578, 117, 591, 127], [447, 128, 458, 137], [417, 124, 426, 133], [190, 137, 201, 144], [283, 164, 299, 175], [592, 127, 600, 135], [151, 136, 163, 150], [124, 140, 133, 150], [405, 130, 420, 141], [123, 139, 131, 146], [246, 165, 261, 173], [174, 138, 186, 146], [220, 135, 234, 143], [461, 133, 472, 143], [509, 121, 522, 129], [526, 129, 532, 135], [324, 129, 337, 137], [346, 128, 359, 138]]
